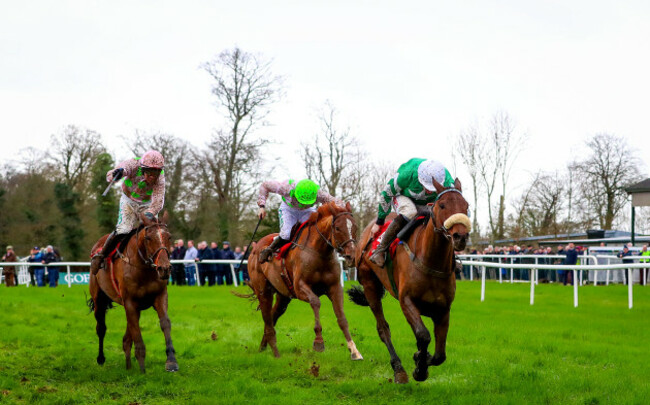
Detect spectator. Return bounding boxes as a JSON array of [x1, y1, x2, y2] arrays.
[[639, 244, 649, 285], [556, 245, 566, 284], [617, 245, 633, 284], [42, 245, 61, 287], [563, 243, 579, 286], [183, 240, 198, 286], [27, 246, 45, 287], [239, 243, 252, 283], [1, 245, 18, 287], [170, 239, 187, 286], [233, 246, 244, 282], [219, 241, 236, 285], [196, 241, 215, 286]]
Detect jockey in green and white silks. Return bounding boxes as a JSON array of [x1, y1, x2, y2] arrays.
[[369, 158, 456, 267], [90, 150, 166, 275], [257, 178, 342, 263]]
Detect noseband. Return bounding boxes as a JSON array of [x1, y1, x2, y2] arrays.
[[430, 188, 464, 235], [316, 211, 356, 254], [136, 223, 171, 269]]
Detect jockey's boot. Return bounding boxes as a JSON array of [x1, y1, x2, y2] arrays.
[[369, 215, 408, 268], [259, 236, 289, 263], [90, 231, 119, 275]]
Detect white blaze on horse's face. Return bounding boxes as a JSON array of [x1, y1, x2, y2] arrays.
[[346, 219, 354, 242]]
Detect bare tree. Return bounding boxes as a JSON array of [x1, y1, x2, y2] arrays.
[[201, 47, 284, 241], [571, 133, 643, 230], [454, 121, 484, 241], [48, 125, 106, 194], [301, 101, 364, 201]]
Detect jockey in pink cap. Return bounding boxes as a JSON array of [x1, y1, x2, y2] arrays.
[[90, 150, 166, 275]]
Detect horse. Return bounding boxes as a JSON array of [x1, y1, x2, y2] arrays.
[[347, 177, 470, 383], [244, 201, 363, 360], [88, 212, 178, 373]]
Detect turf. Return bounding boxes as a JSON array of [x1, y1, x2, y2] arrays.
[[0, 281, 648, 404]]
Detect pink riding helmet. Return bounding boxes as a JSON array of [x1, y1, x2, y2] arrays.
[[141, 150, 165, 169]]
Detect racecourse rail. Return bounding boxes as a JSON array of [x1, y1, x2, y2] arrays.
[[3, 254, 649, 309]]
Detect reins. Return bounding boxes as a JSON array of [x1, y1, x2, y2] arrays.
[[314, 211, 356, 254]]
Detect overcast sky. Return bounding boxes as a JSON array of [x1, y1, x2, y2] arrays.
[[2, 0, 649, 199]]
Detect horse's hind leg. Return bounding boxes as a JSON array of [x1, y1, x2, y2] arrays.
[[272, 294, 291, 326], [125, 300, 147, 372], [296, 282, 324, 352], [360, 272, 408, 383], [122, 329, 133, 370], [327, 284, 362, 360], [258, 284, 280, 357], [399, 295, 430, 382], [154, 290, 179, 372], [428, 309, 450, 367], [93, 290, 109, 366]]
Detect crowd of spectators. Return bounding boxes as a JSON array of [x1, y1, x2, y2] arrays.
[[1, 244, 62, 287], [461, 242, 650, 285], [169, 239, 249, 287]]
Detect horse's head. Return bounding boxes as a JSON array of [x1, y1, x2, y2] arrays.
[[319, 201, 357, 267], [431, 177, 471, 251], [139, 211, 173, 280]]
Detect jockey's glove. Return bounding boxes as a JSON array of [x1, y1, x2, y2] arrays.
[[112, 168, 124, 181]]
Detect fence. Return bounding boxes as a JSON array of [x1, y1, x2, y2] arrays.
[[2, 257, 348, 288]]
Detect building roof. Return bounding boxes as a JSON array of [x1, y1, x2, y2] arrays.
[[625, 178, 650, 194]]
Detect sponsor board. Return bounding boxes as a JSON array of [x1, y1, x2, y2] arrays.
[[60, 272, 91, 285]]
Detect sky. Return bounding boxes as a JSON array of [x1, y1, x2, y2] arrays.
[[2, 0, 650, 217]]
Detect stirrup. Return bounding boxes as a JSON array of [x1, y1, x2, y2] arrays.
[[369, 250, 387, 268], [260, 248, 273, 263]]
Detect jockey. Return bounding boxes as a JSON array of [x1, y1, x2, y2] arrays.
[[90, 150, 166, 275], [369, 158, 456, 267], [257, 178, 342, 263]]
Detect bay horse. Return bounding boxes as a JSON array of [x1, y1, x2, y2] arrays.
[[244, 201, 363, 360], [88, 212, 178, 373], [348, 178, 470, 383]]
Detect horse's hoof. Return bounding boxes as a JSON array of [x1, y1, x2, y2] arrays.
[[412, 368, 428, 382], [429, 353, 446, 366], [272, 350, 281, 358], [351, 352, 364, 361], [97, 355, 105, 365], [395, 370, 409, 384], [313, 341, 325, 352], [165, 362, 179, 372]]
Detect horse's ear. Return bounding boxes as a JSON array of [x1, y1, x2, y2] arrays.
[[161, 210, 169, 224], [431, 177, 445, 194], [453, 178, 462, 192], [345, 201, 352, 212], [140, 212, 154, 226]]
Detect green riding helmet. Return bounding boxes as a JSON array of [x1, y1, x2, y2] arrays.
[[293, 179, 320, 205]]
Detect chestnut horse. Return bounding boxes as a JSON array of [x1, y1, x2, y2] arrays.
[[88, 212, 178, 373], [245, 201, 363, 360], [348, 178, 470, 383]]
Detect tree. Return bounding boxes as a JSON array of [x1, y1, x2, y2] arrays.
[[201, 47, 284, 242], [54, 183, 84, 260], [454, 121, 484, 241], [90, 153, 118, 235], [571, 133, 643, 230]]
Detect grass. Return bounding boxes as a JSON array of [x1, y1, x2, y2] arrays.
[[0, 281, 649, 404]]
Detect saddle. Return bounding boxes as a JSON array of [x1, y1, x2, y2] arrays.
[[274, 220, 310, 261], [368, 216, 426, 258]]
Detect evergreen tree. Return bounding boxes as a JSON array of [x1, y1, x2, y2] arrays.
[[90, 153, 118, 234], [54, 183, 84, 260]]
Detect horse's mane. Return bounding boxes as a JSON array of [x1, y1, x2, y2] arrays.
[[304, 201, 346, 226]]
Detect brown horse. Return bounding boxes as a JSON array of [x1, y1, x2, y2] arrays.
[[88, 212, 178, 373], [348, 178, 470, 383], [245, 201, 363, 360]]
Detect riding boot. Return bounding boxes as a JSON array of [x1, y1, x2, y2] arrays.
[[369, 215, 408, 268], [90, 231, 119, 275], [259, 236, 289, 263]]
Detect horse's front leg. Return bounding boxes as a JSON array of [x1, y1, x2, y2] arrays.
[[153, 290, 179, 372], [258, 282, 280, 357], [124, 299, 146, 373], [296, 281, 324, 352], [400, 295, 430, 382], [327, 284, 362, 360], [428, 309, 450, 366]]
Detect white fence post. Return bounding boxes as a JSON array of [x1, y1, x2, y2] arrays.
[[480, 265, 486, 302]]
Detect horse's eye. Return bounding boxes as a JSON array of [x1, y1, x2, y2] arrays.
[[439, 203, 446, 210]]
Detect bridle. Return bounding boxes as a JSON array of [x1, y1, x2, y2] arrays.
[[429, 187, 464, 235], [135, 223, 171, 269], [316, 211, 356, 254]]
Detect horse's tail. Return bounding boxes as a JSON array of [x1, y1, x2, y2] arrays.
[[85, 290, 114, 314], [230, 281, 257, 303], [346, 285, 373, 306]]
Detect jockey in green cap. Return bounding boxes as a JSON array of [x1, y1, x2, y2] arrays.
[[257, 178, 342, 263]]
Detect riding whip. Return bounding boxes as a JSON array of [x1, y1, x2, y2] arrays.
[[102, 169, 124, 197], [237, 216, 263, 270]]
